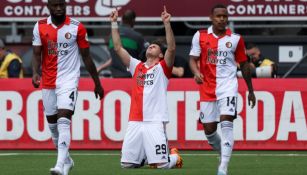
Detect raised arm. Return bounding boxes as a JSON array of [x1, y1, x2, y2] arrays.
[[32, 46, 42, 88], [110, 10, 131, 67], [162, 6, 175, 68], [80, 48, 104, 100], [240, 61, 256, 108]]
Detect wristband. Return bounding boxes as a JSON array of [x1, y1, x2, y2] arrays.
[[111, 22, 118, 29]]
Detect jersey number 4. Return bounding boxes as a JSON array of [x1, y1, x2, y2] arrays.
[[69, 91, 75, 102]]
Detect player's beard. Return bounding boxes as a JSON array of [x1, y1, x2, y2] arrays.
[[51, 13, 66, 25]]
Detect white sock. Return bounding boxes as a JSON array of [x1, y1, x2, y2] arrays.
[[56, 118, 71, 168], [205, 131, 221, 153], [48, 123, 58, 148], [64, 152, 72, 164], [220, 121, 234, 172], [157, 154, 177, 169]]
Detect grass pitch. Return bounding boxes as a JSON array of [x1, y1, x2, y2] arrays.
[[0, 150, 306, 175]]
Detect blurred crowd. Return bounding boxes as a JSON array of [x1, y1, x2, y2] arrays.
[[0, 9, 277, 79]]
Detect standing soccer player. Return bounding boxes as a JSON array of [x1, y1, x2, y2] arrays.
[[110, 7, 183, 169], [32, 0, 104, 174], [189, 4, 256, 175]]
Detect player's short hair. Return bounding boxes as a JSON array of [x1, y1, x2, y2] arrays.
[[150, 40, 167, 56], [138, 39, 167, 62], [211, 4, 227, 14], [246, 43, 258, 50], [122, 10, 136, 23]]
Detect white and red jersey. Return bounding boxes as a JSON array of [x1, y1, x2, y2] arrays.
[[189, 26, 247, 101], [32, 16, 89, 89], [128, 57, 172, 122]]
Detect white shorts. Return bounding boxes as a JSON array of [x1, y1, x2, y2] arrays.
[[42, 87, 78, 116], [121, 121, 169, 165], [199, 96, 237, 123]]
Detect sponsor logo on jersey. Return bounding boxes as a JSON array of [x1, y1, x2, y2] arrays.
[[207, 48, 230, 65], [47, 40, 69, 56], [136, 69, 155, 86]]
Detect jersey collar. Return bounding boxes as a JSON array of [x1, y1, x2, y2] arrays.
[[47, 16, 70, 26], [208, 25, 232, 37]]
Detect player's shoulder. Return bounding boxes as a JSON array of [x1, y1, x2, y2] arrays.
[[196, 29, 208, 37], [38, 18, 48, 25], [230, 32, 244, 42], [199, 29, 207, 33], [232, 32, 241, 36], [69, 17, 81, 26]]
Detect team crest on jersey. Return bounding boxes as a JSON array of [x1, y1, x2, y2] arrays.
[[65, 32, 72, 39], [226, 42, 232, 48]]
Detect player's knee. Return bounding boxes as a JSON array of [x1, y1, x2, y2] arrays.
[[121, 162, 140, 169]]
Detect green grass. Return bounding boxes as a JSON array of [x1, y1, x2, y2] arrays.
[[0, 151, 306, 175]]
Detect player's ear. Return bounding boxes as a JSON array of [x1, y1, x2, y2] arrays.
[[159, 53, 164, 58]]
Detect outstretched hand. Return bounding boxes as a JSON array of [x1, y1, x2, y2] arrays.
[[110, 9, 118, 22], [94, 84, 104, 100], [248, 92, 256, 108], [194, 72, 204, 84], [161, 6, 171, 23], [32, 73, 41, 88]]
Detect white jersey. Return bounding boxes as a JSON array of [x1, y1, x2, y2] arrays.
[[32, 16, 89, 89], [189, 26, 247, 101], [128, 57, 173, 122]]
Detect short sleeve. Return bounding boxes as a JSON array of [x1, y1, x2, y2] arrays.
[[189, 31, 201, 57], [129, 57, 141, 75], [235, 36, 247, 63], [160, 59, 173, 79], [32, 22, 42, 46], [77, 23, 90, 48]]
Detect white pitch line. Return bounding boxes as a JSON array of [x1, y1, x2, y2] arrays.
[[0, 153, 307, 157]]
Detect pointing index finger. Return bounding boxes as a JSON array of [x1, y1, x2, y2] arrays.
[[164, 5, 167, 13]]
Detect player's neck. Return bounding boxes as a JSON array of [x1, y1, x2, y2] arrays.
[[212, 28, 226, 37], [51, 15, 66, 26], [145, 57, 159, 67]]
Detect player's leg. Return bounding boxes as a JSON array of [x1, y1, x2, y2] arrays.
[[50, 88, 77, 175], [200, 101, 221, 153], [55, 109, 73, 175], [217, 96, 237, 175], [47, 114, 59, 147], [42, 89, 63, 175], [121, 121, 146, 168], [143, 122, 182, 169], [42, 89, 58, 147]]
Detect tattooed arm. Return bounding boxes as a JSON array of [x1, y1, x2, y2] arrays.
[[240, 61, 256, 108]]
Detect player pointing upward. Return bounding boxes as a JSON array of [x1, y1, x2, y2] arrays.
[[110, 6, 183, 169]]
